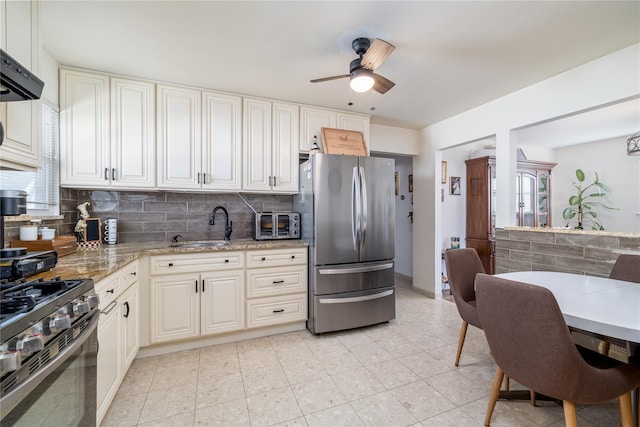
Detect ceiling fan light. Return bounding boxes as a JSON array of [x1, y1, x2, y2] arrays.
[[350, 68, 374, 93]]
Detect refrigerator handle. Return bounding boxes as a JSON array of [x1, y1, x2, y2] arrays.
[[351, 166, 360, 251], [359, 166, 368, 250]]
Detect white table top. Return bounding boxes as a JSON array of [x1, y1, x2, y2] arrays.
[[495, 271, 640, 345]]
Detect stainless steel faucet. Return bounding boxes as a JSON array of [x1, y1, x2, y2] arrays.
[[209, 206, 233, 241]]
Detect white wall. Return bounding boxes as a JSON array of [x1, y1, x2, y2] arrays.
[[553, 137, 640, 232], [414, 43, 640, 298], [440, 146, 468, 250], [370, 124, 419, 155], [40, 50, 59, 106]]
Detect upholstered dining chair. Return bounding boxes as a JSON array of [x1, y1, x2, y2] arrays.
[[444, 248, 485, 367], [475, 273, 640, 427]]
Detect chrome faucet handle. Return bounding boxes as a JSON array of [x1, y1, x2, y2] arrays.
[[224, 221, 233, 241]]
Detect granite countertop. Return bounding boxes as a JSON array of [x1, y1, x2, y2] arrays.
[[502, 226, 640, 237], [34, 239, 308, 283]]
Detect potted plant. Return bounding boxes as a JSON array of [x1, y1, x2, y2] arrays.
[[562, 169, 616, 230]]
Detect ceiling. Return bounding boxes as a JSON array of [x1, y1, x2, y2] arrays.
[[40, 1, 639, 136]]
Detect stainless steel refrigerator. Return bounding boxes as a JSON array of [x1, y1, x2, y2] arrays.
[[294, 153, 395, 334]]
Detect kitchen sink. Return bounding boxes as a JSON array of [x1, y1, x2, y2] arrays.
[[172, 241, 230, 248]]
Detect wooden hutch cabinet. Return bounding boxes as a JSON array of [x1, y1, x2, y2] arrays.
[[465, 156, 556, 274]]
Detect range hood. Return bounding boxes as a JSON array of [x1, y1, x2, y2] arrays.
[[0, 48, 44, 102]]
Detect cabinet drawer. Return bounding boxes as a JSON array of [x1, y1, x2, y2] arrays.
[[246, 293, 307, 328], [120, 260, 139, 288], [246, 248, 307, 268], [150, 252, 244, 275], [246, 265, 307, 298], [95, 273, 121, 311]]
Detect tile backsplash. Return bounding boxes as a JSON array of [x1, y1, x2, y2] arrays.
[[3, 189, 293, 245]]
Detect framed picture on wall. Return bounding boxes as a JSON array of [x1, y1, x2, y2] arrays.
[[394, 172, 399, 195], [408, 174, 413, 192], [441, 161, 447, 184], [450, 176, 461, 195]]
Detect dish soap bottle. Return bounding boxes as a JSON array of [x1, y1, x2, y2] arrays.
[[309, 135, 321, 157]]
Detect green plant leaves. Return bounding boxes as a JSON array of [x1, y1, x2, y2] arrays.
[[575, 169, 585, 182]]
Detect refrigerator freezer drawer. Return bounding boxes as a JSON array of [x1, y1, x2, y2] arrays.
[[312, 260, 394, 295], [309, 286, 395, 334]]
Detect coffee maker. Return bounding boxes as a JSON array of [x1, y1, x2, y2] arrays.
[[0, 190, 57, 279]]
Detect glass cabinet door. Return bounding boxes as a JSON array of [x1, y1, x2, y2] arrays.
[[537, 172, 550, 227], [516, 172, 536, 226]]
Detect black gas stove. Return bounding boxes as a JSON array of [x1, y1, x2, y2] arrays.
[[0, 275, 98, 406]]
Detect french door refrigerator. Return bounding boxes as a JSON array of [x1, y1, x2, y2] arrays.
[[294, 153, 395, 334]]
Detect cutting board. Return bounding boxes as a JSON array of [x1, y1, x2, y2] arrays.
[[11, 235, 77, 257], [321, 127, 368, 156]]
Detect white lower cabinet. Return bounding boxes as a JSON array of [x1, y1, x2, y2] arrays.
[[96, 261, 140, 426], [149, 252, 245, 344], [245, 248, 307, 328], [147, 247, 308, 346]]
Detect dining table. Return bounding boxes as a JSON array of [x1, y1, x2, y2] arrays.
[[495, 271, 640, 426]]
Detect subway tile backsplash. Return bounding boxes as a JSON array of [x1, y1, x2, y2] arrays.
[[3, 189, 293, 245]]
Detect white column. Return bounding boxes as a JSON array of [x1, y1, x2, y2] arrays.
[[495, 129, 518, 228]]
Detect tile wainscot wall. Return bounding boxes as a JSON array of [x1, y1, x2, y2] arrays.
[[494, 227, 640, 277]]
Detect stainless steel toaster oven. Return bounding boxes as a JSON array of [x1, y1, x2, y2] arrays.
[[254, 212, 300, 240]]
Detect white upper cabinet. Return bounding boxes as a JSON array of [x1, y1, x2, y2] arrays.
[[201, 91, 242, 191], [60, 70, 110, 186], [157, 84, 202, 189], [299, 106, 336, 153], [157, 85, 242, 191], [337, 112, 370, 153], [299, 105, 370, 154], [60, 69, 155, 188], [243, 97, 299, 193], [0, 0, 41, 170], [111, 78, 156, 188]]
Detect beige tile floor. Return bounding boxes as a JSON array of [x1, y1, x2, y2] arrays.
[[101, 281, 623, 427]]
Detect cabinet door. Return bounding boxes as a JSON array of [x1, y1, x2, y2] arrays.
[[121, 282, 139, 372], [201, 270, 245, 335], [516, 172, 536, 227], [299, 106, 336, 152], [150, 274, 199, 343], [337, 113, 370, 153], [111, 78, 156, 188], [202, 91, 242, 191], [271, 102, 299, 193], [97, 299, 122, 425], [157, 84, 202, 189], [0, 0, 40, 170], [243, 97, 272, 191], [60, 69, 110, 186], [537, 171, 551, 227]]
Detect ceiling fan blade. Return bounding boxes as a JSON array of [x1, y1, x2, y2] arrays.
[[361, 38, 395, 70], [373, 73, 395, 94], [310, 74, 350, 83]]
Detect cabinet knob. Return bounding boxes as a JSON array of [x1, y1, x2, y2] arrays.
[[272, 308, 284, 313], [106, 289, 114, 294], [168, 263, 174, 267], [291, 255, 295, 259], [261, 257, 266, 261], [224, 259, 229, 263]]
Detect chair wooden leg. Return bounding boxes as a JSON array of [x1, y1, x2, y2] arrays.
[[502, 375, 510, 391], [563, 401, 578, 427], [530, 390, 537, 407], [619, 392, 633, 427], [484, 367, 504, 426], [455, 321, 468, 367]]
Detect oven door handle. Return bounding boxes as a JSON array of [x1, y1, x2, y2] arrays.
[[0, 311, 99, 416]]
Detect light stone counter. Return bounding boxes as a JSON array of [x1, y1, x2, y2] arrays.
[[503, 226, 640, 238], [33, 239, 308, 283]]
